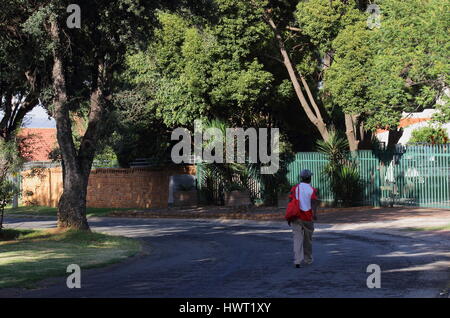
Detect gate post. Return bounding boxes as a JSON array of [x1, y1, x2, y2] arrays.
[[373, 167, 381, 207]]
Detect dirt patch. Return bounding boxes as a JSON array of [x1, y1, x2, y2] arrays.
[[110, 205, 286, 221], [317, 207, 450, 224], [108, 205, 450, 224]]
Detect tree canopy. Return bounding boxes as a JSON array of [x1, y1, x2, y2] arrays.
[[122, 0, 449, 152], [326, 0, 449, 131], [124, 7, 274, 128]]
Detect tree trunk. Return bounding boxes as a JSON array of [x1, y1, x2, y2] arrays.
[[57, 167, 90, 230], [0, 207, 5, 230], [344, 113, 376, 151], [345, 114, 360, 152], [49, 16, 108, 230], [263, 12, 329, 141], [358, 122, 374, 150], [50, 18, 91, 231], [387, 128, 403, 150]]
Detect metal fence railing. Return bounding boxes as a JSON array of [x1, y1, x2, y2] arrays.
[[288, 146, 450, 208], [197, 145, 450, 209]]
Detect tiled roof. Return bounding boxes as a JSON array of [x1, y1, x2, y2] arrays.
[[376, 117, 431, 134], [18, 128, 57, 162]]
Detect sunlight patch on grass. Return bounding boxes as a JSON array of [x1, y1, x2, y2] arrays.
[[0, 228, 141, 288]]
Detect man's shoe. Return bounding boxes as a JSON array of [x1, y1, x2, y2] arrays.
[[304, 259, 313, 265], [295, 264, 301, 268]]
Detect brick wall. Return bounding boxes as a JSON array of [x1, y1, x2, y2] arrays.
[[21, 165, 196, 209]]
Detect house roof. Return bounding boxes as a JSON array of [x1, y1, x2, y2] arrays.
[[375, 109, 438, 134], [18, 128, 57, 162]]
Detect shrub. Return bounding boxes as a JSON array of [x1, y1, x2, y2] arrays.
[[334, 164, 362, 206], [258, 150, 294, 205], [316, 130, 361, 207], [0, 140, 23, 229], [409, 126, 449, 144], [0, 180, 20, 228]]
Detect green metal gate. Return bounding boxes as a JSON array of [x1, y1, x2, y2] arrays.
[[392, 145, 450, 208], [197, 145, 450, 209]]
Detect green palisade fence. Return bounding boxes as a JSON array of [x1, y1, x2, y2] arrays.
[[197, 145, 450, 209], [393, 145, 450, 208], [286, 152, 333, 202]]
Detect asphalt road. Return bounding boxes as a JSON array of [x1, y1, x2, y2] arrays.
[[2, 217, 449, 298]]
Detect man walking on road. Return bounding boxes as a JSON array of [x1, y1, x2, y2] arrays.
[[289, 169, 318, 268]]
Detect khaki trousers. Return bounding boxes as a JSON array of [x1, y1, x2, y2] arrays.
[[292, 219, 314, 264]]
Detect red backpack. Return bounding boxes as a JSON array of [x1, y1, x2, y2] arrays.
[[285, 184, 301, 221]]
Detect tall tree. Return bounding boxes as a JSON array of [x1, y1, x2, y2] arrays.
[[19, 0, 169, 230], [294, 0, 366, 150], [249, 0, 331, 141], [0, 0, 50, 142]]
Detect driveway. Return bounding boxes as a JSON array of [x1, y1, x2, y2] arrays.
[[1, 216, 449, 298]]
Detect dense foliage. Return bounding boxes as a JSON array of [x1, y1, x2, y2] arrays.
[[409, 126, 449, 145], [316, 131, 362, 206], [326, 0, 449, 131], [0, 140, 22, 229]]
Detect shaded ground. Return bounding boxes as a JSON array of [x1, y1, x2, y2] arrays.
[[1, 213, 449, 298]]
